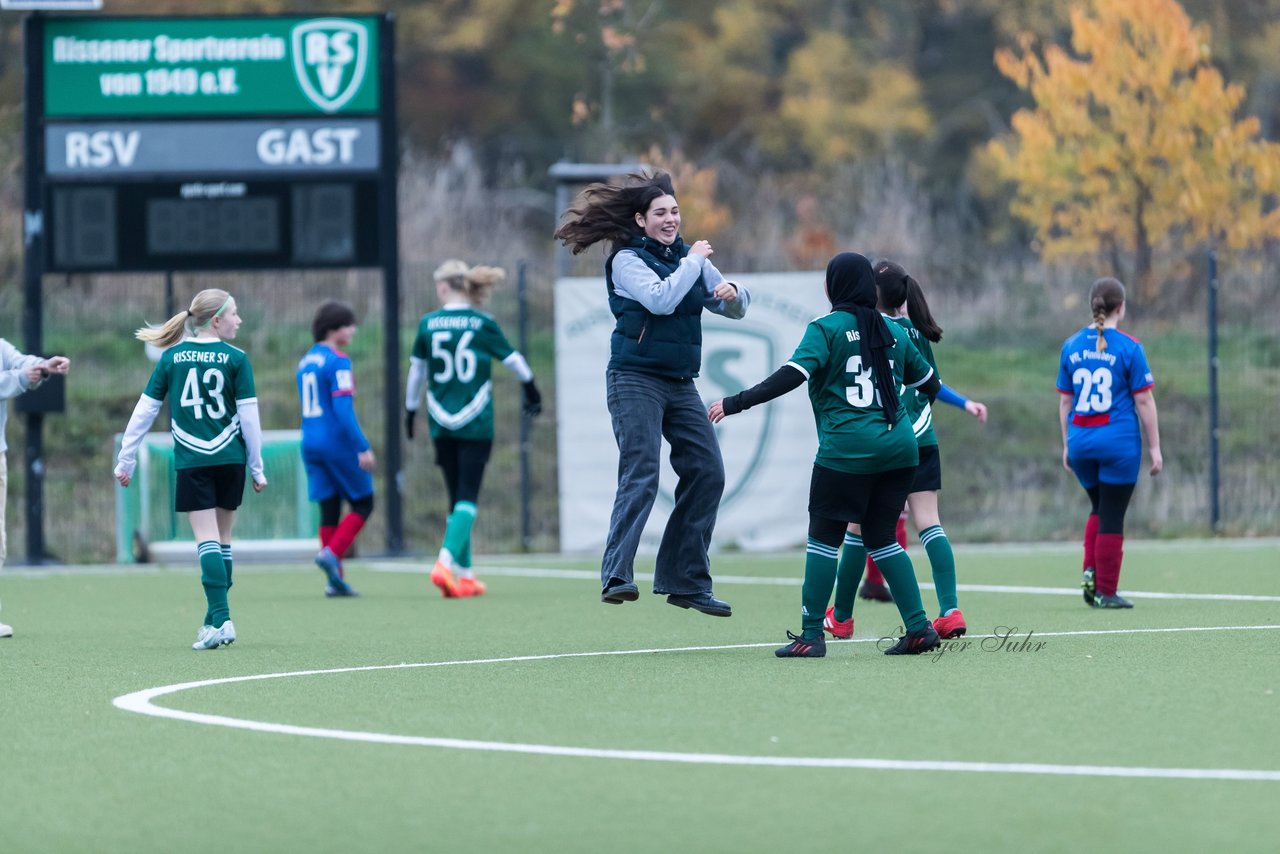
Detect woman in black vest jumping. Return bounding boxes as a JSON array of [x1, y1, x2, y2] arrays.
[[555, 172, 750, 616]]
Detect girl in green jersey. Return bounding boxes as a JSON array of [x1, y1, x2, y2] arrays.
[[116, 289, 267, 651], [826, 261, 985, 643], [710, 253, 943, 657], [405, 262, 542, 598]]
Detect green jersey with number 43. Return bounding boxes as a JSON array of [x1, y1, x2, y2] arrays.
[[412, 306, 516, 440], [144, 339, 256, 469], [890, 316, 939, 448], [786, 312, 936, 474]]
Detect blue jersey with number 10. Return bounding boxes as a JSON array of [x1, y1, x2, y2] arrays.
[[297, 343, 370, 458], [1056, 326, 1154, 458]]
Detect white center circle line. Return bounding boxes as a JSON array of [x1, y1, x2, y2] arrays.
[[112, 625, 1280, 782]]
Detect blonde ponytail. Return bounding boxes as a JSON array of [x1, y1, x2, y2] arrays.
[[463, 265, 506, 306], [136, 288, 232, 347]]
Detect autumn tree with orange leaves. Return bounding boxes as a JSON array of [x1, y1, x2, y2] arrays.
[[987, 0, 1280, 301]]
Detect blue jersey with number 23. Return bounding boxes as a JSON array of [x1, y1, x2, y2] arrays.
[[1056, 326, 1154, 460]]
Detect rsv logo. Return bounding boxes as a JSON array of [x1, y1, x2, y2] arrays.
[[291, 19, 369, 113]]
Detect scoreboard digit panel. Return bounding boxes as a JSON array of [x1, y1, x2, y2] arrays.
[[48, 179, 379, 272]]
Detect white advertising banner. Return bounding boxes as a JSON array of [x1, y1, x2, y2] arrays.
[[555, 272, 831, 555]]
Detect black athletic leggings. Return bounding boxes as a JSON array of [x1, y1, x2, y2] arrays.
[[319, 494, 375, 527], [1086, 482, 1136, 534], [433, 437, 493, 507]]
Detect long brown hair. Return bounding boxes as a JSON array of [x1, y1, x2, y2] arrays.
[[135, 288, 232, 348], [553, 171, 676, 254], [873, 260, 943, 343], [1089, 277, 1126, 352]]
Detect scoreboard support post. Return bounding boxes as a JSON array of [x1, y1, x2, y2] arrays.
[[377, 14, 403, 554], [22, 13, 50, 564]]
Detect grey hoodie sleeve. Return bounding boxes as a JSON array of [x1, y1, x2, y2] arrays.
[[0, 339, 43, 401], [700, 258, 750, 320], [611, 250, 707, 315]]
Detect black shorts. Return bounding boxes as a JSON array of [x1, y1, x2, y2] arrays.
[[175, 464, 246, 513], [910, 444, 942, 493], [432, 437, 493, 507], [808, 463, 916, 549]]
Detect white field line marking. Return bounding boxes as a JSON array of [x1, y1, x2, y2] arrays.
[[364, 563, 1280, 603], [114, 625, 1280, 782]]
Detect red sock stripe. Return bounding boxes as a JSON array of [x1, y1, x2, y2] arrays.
[[326, 513, 366, 559]]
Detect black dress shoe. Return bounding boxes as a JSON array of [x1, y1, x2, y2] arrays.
[[666, 592, 732, 617], [601, 581, 640, 604]]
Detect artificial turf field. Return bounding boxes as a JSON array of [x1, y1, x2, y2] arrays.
[[1, 540, 1277, 853]]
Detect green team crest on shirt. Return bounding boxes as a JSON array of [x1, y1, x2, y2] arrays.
[[673, 323, 776, 509]]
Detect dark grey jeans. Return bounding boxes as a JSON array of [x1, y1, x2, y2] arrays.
[[600, 369, 726, 596]]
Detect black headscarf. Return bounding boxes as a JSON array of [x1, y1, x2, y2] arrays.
[[825, 252, 899, 426]]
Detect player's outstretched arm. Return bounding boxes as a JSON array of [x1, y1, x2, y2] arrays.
[[710, 364, 806, 422]]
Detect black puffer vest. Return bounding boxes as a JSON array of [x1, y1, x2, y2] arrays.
[[605, 235, 705, 380]]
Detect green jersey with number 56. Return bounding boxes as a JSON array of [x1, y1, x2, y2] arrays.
[[411, 306, 515, 440], [786, 312, 935, 474], [144, 339, 256, 469]]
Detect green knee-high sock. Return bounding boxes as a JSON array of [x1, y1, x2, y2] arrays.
[[919, 525, 958, 615], [458, 537, 471, 571], [832, 532, 866, 622], [198, 540, 230, 627], [221, 544, 234, 591], [442, 501, 477, 564], [801, 539, 839, 639], [867, 543, 928, 632]]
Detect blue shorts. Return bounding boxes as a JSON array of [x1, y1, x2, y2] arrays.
[[1069, 450, 1140, 489], [303, 452, 373, 503]]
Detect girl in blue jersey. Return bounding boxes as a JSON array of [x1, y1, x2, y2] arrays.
[[298, 301, 375, 598], [1057, 277, 1162, 608]]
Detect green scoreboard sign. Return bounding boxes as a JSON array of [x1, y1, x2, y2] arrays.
[[43, 16, 380, 116], [32, 15, 395, 273]]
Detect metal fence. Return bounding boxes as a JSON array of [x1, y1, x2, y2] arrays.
[[2, 256, 559, 564], [0, 249, 1275, 564]]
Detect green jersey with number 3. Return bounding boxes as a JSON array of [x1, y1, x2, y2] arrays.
[[143, 339, 256, 469], [412, 306, 515, 440], [890, 316, 939, 448], [786, 311, 936, 474]]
